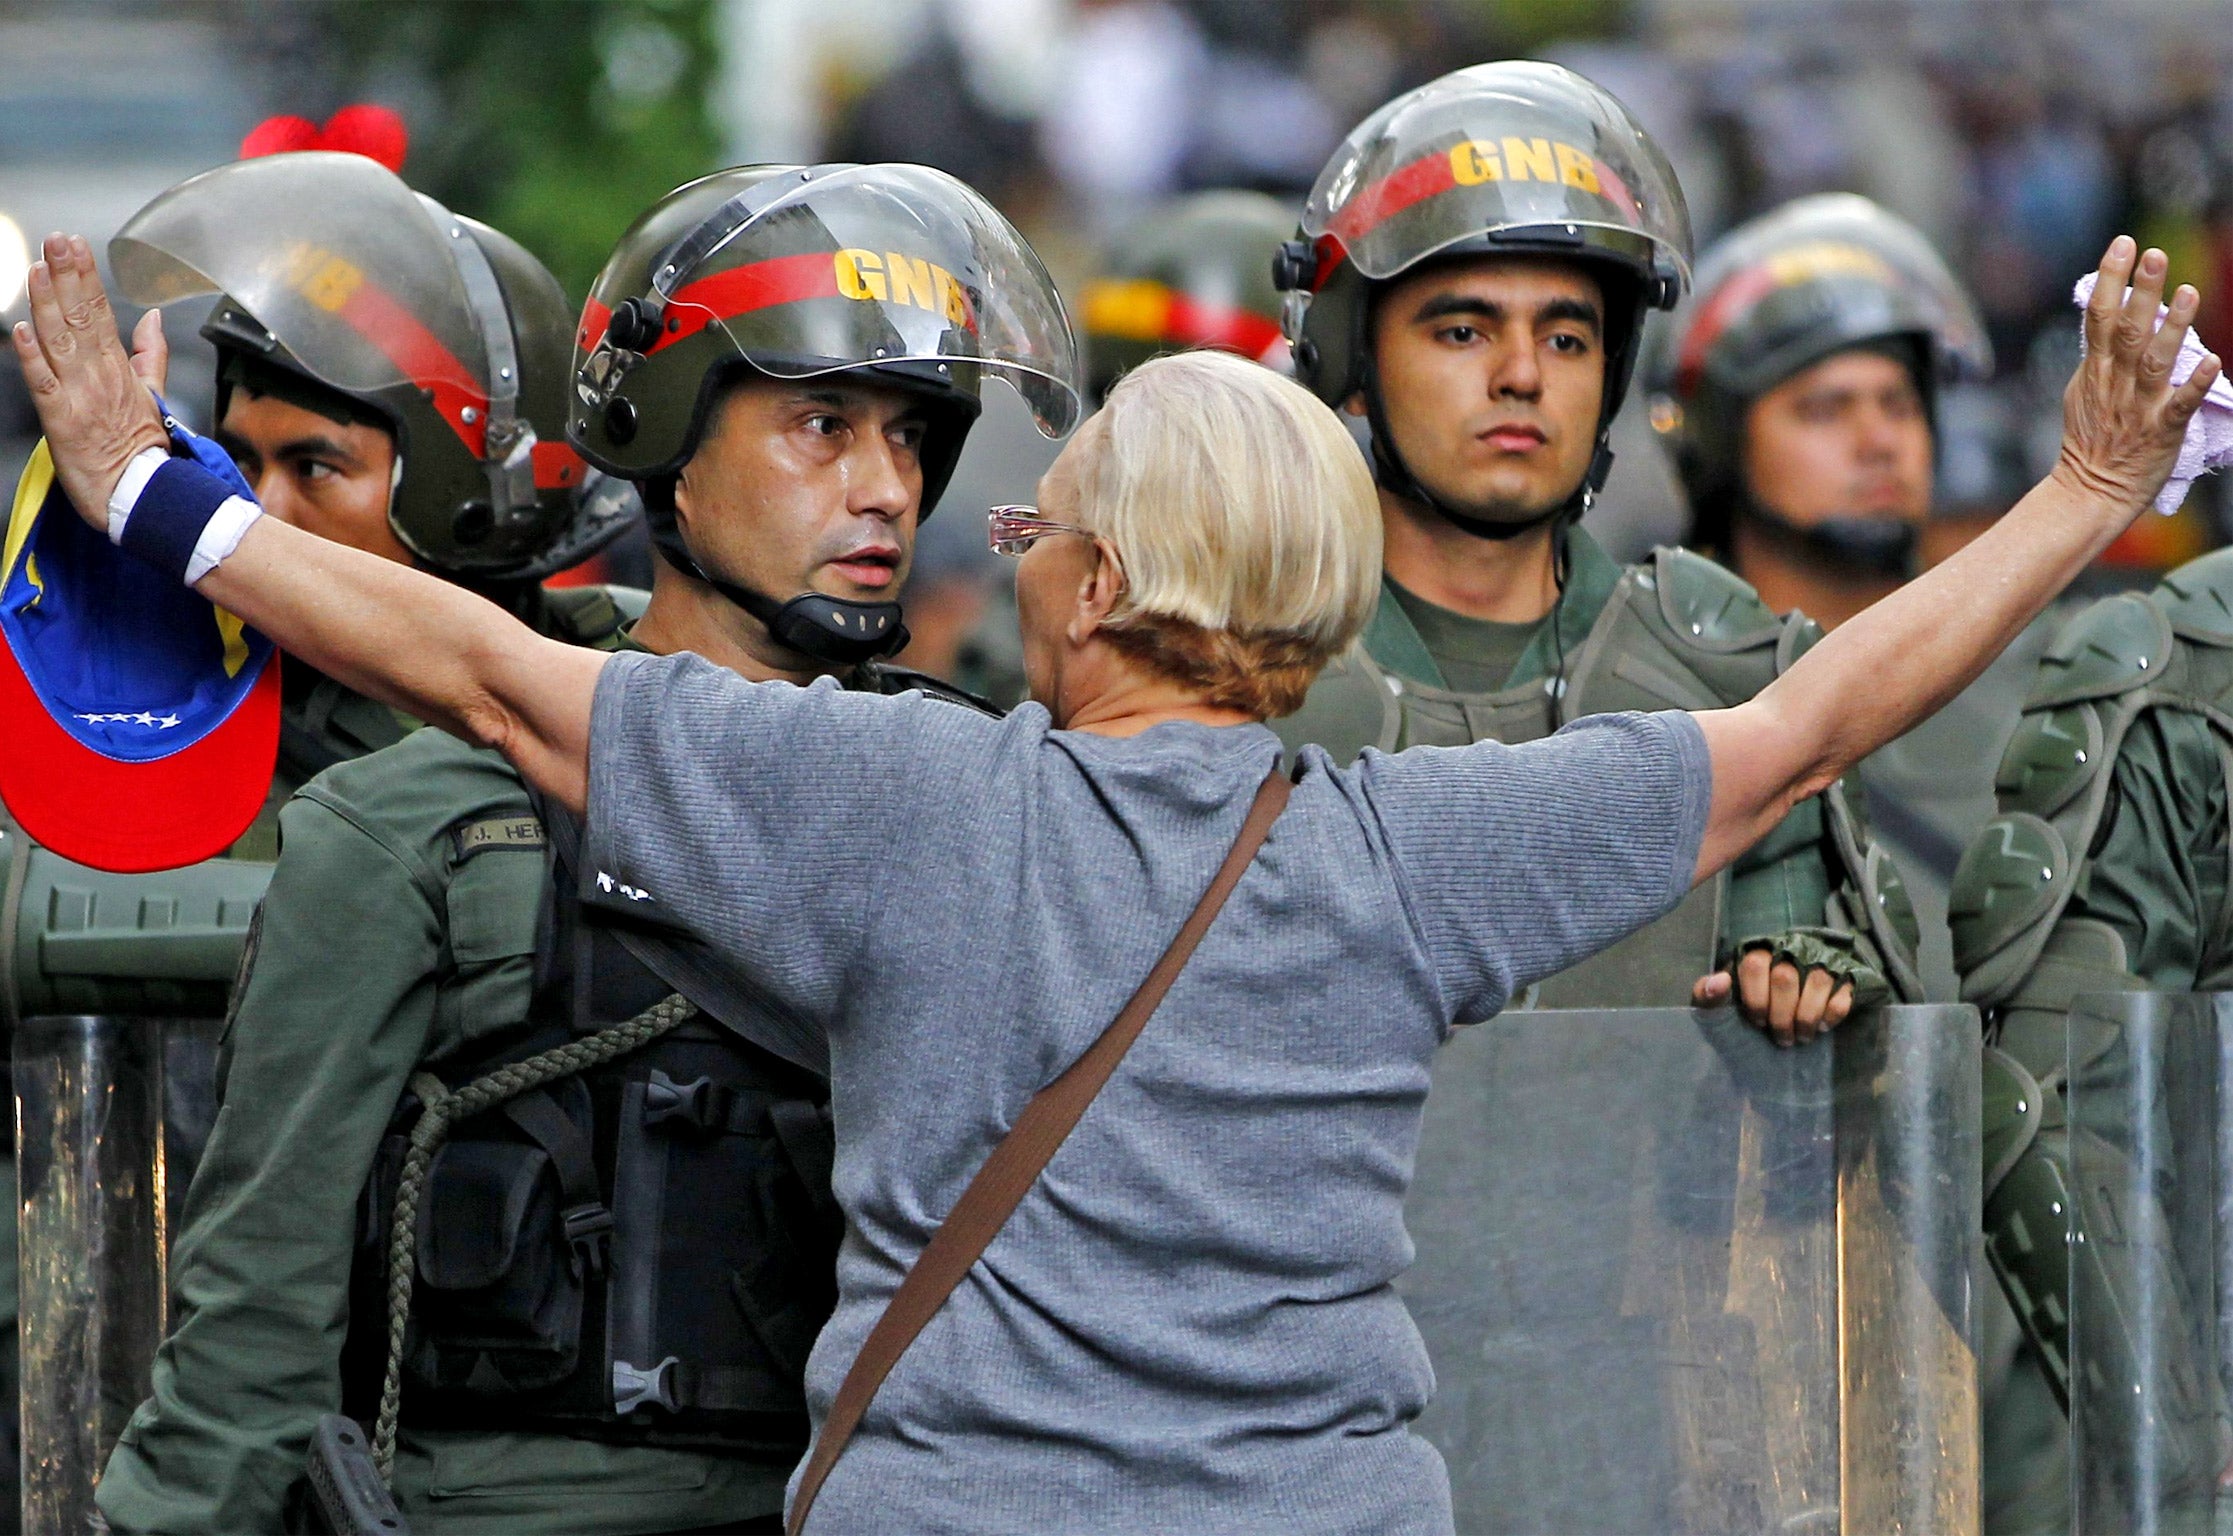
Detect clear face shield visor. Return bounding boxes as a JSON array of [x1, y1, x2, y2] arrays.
[[578, 163, 1082, 441]]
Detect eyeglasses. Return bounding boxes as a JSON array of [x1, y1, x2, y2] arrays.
[[988, 504, 1091, 557]]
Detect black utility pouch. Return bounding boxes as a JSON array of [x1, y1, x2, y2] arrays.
[[404, 1079, 603, 1395]]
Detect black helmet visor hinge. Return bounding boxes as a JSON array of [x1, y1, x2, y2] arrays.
[[601, 166, 842, 361]]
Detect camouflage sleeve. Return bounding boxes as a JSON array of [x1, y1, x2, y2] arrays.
[[94, 795, 445, 1535], [2046, 709, 2225, 994], [1720, 797, 1834, 954]]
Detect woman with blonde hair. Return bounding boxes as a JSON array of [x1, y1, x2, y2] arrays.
[[15, 232, 2214, 1534]]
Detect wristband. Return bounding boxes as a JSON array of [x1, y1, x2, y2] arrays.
[[107, 398, 264, 585], [113, 457, 262, 585], [106, 446, 167, 541]]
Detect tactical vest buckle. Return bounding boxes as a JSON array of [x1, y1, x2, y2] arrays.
[[643, 1071, 736, 1136], [563, 1200, 614, 1276], [612, 1355, 682, 1415]]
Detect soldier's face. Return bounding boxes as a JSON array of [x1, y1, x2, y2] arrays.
[[217, 392, 410, 565], [1741, 349, 1933, 528], [1359, 257, 1605, 522], [674, 377, 928, 605]]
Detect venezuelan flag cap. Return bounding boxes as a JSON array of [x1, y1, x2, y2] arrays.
[[0, 439, 277, 872]]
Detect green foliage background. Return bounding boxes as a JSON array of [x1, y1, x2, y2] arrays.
[[318, 0, 723, 298]]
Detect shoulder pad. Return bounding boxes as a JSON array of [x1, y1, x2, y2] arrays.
[[2025, 592, 2170, 709], [1774, 611, 1824, 675], [540, 583, 649, 647], [1649, 546, 1783, 654], [1950, 811, 2074, 1005], [868, 663, 1001, 716], [2155, 546, 2233, 644], [1993, 701, 2103, 819]]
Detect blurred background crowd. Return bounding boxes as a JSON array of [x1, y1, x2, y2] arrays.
[[4, 0, 2233, 675]]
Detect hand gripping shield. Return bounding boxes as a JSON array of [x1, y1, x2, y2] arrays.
[[570, 162, 1081, 501]]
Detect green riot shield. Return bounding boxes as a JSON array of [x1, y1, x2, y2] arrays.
[[1402, 1004, 1980, 1534], [2065, 992, 2233, 1535]]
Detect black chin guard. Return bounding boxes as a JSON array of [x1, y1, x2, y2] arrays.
[[761, 592, 909, 664], [643, 478, 910, 666]]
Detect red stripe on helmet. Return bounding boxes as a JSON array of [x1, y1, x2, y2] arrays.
[[1162, 295, 1285, 358], [1325, 151, 1462, 252], [335, 280, 492, 457], [531, 439, 585, 490], [1673, 263, 1780, 394], [649, 252, 845, 354], [578, 296, 612, 354]]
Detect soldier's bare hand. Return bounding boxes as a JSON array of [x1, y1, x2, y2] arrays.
[[1691, 952, 1854, 1049], [2055, 236, 2221, 527], [8, 232, 167, 530]]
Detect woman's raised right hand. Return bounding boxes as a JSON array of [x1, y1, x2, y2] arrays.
[[2054, 236, 2221, 528]]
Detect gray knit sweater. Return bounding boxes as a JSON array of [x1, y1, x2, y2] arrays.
[[579, 651, 1712, 1535]]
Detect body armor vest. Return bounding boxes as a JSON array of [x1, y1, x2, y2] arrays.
[[342, 797, 839, 1455], [1949, 547, 2233, 1422], [1277, 544, 1921, 1006]]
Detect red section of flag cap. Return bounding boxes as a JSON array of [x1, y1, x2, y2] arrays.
[[0, 644, 279, 874], [0, 445, 281, 873]]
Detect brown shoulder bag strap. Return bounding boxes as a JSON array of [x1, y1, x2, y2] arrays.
[[786, 766, 1293, 1534]]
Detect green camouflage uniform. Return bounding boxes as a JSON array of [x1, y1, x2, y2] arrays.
[[1948, 547, 2233, 1531], [1277, 526, 1922, 1006], [86, 592, 785, 1536]]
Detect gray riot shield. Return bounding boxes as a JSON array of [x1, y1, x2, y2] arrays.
[[1402, 1004, 1980, 1535], [2065, 991, 2233, 1535], [1, 826, 267, 1531]]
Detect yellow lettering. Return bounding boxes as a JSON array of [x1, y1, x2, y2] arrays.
[[1449, 140, 1501, 185], [834, 249, 887, 302], [1766, 242, 1894, 287], [1502, 137, 1557, 183], [933, 265, 972, 327], [283, 244, 364, 312], [886, 252, 937, 311], [1554, 143, 1600, 193]]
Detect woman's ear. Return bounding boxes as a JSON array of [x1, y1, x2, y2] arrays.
[[1066, 537, 1127, 645]]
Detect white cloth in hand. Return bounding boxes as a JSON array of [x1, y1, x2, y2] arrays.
[[2073, 271, 2233, 514]]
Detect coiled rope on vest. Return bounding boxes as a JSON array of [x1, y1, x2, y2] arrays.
[[372, 991, 701, 1479]]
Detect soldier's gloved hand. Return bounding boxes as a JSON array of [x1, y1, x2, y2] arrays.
[[1691, 928, 1889, 1049]]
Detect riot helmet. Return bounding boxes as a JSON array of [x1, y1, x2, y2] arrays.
[[1079, 190, 1293, 401], [570, 162, 1080, 664], [1276, 62, 1691, 540], [1643, 192, 1990, 572], [110, 152, 629, 582]]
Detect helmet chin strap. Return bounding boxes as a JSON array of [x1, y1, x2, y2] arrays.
[[1735, 496, 1918, 580], [1361, 365, 1605, 543], [643, 481, 909, 666]]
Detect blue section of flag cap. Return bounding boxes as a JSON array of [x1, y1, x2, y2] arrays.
[[0, 407, 278, 872]]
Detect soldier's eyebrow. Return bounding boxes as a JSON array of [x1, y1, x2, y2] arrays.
[[1408, 293, 1602, 335], [272, 433, 363, 467], [1410, 293, 1504, 325]]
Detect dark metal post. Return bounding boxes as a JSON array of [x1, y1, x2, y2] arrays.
[[14, 1016, 167, 1536]]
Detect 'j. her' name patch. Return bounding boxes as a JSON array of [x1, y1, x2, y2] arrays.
[[452, 816, 547, 863]]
